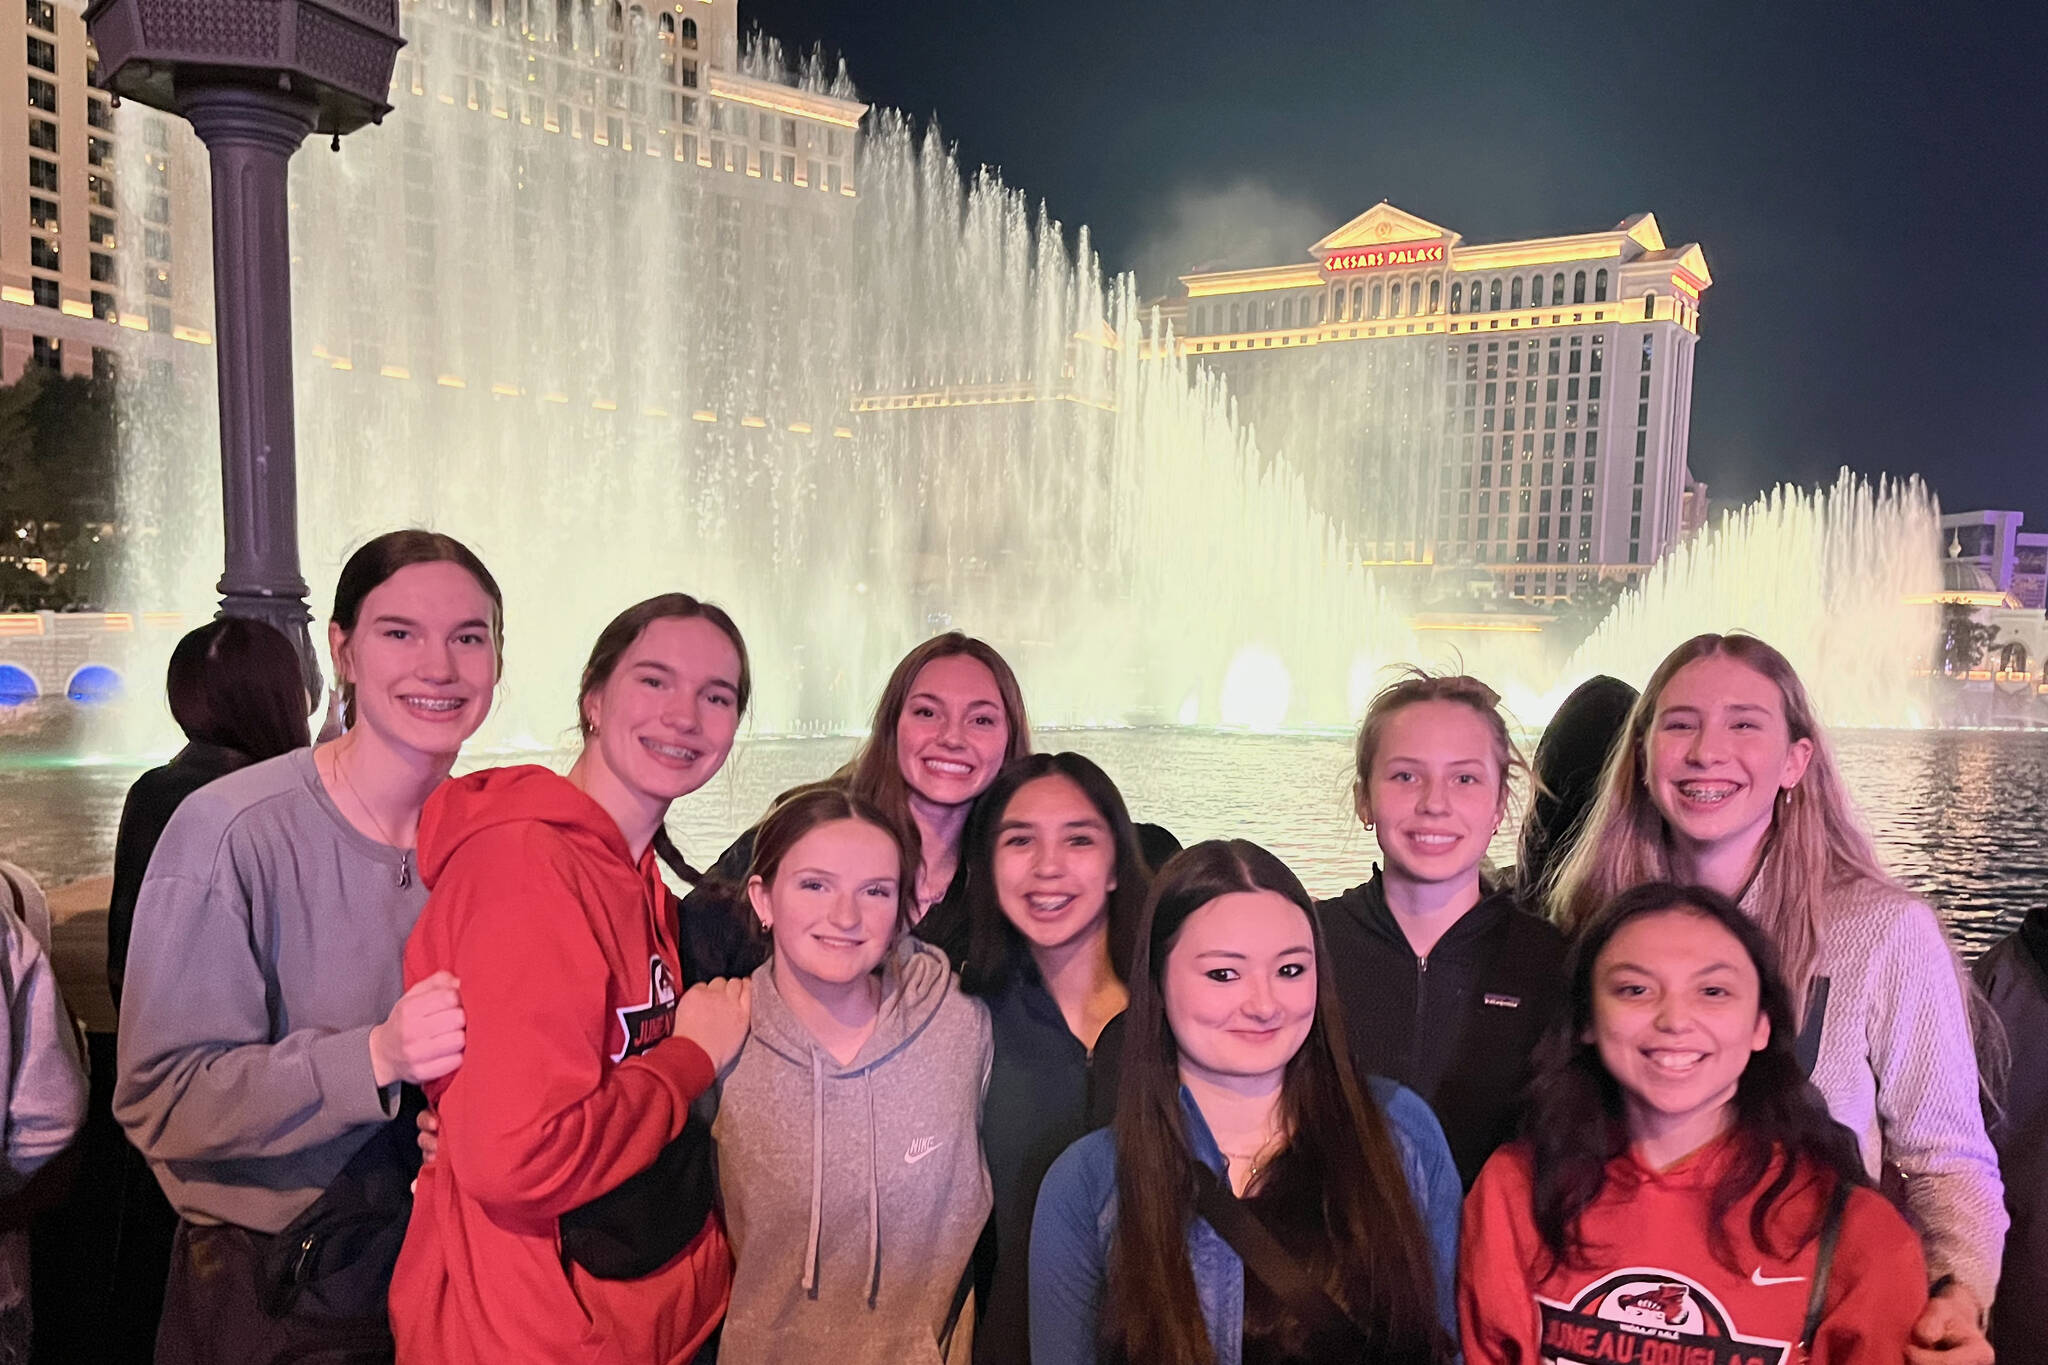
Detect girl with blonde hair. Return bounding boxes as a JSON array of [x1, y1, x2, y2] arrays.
[[1551, 632, 2003, 1355]]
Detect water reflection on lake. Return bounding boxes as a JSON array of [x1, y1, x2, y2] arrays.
[[3, 719, 2041, 958]]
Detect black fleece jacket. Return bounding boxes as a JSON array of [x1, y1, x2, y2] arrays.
[[1316, 870, 1568, 1187]]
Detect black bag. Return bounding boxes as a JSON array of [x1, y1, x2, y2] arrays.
[[559, 1108, 719, 1280], [258, 1086, 426, 1322]]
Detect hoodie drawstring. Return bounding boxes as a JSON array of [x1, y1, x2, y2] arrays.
[[802, 1048, 825, 1296], [865, 1071, 881, 1308]]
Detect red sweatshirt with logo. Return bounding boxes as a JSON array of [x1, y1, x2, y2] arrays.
[[1460, 1139, 1926, 1365], [390, 765, 730, 1365]]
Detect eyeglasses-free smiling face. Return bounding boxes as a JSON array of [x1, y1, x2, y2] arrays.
[[1589, 907, 1769, 1159], [749, 818, 904, 990], [992, 773, 1118, 956], [1645, 653, 1813, 866], [894, 654, 1010, 809], [1357, 698, 1506, 889], [583, 615, 743, 808], [330, 560, 498, 759], [1162, 890, 1318, 1093]]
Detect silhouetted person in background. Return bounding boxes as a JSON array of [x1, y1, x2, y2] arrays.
[[1975, 904, 2048, 1365], [1513, 674, 1637, 905], [107, 617, 313, 1007]]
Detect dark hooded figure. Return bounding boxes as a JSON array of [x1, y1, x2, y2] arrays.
[[1514, 675, 1637, 906]]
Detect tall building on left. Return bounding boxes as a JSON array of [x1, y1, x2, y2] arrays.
[[0, 0, 209, 383]]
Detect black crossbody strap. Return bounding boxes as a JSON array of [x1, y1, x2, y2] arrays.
[[1191, 1162, 1367, 1357], [1798, 1177, 1854, 1351], [1792, 976, 1832, 1078]]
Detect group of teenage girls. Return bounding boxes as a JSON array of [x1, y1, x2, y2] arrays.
[[102, 527, 2026, 1365]]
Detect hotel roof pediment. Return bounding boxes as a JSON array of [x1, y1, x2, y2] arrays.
[[1313, 202, 1457, 255]]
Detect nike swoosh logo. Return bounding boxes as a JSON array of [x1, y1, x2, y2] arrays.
[[905, 1138, 943, 1165], [1751, 1268, 1807, 1287]]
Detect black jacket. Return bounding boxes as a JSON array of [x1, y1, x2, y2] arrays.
[[107, 741, 254, 1008], [1975, 909, 2048, 1365], [1316, 870, 1567, 1187], [970, 959, 1122, 1365]]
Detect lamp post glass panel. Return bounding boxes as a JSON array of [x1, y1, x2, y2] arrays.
[[82, 0, 404, 697]]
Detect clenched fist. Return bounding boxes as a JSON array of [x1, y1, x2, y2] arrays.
[[671, 977, 752, 1074], [369, 970, 466, 1088]]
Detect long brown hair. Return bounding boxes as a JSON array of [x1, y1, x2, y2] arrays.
[[840, 633, 1032, 865], [166, 617, 311, 761], [1526, 881, 1868, 1275], [1548, 633, 1901, 1012], [1103, 840, 1445, 1365], [956, 752, 1148, 995]]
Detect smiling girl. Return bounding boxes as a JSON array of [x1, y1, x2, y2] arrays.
[[681, 632, 1032, 982], [391, 594, 755, 1364], [1551, 633, 2005, 1346], [714, 786, 993, 1363], [116, 530, 502, 1361], [1461, 882, 1927, 1365], [956, 753, 1151, 1364], [1319, 672, 1568, 1187], [1030, 840, 1459, 1365]]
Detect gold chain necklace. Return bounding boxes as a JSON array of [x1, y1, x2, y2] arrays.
[[1222, 1130, 1287, 1179]]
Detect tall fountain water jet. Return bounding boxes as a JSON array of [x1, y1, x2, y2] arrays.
[[1552, 471, 1943, 727]]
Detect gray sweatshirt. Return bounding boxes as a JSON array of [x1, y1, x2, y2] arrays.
[[0, 861, 89, 1325], [714, 937, 992, 1365], [113, 748, 420, 1232]]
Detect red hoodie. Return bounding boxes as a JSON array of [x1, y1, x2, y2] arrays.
[[1461, 1139, 1926, 1365], [390, 765, 730, 1365]]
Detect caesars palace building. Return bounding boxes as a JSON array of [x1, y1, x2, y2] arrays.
[[1168, 203, 1711, 604]]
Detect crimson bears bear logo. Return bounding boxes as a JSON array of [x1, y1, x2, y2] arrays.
[[612, 955, 679, 1062], [1537, 1269, 1792, 1365]]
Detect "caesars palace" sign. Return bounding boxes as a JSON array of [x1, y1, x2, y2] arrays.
[[1323, 243, 1447, 272]]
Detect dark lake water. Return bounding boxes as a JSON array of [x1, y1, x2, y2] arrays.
[[4, 715, 2041, 958]]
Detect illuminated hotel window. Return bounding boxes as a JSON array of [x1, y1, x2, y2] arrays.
[[1531, 274, 1545, 307], [1510, 278, 1523, 309], [1488, 279, 1502, 310], [1573, 271, 1587, 304], [1351, 285, 1364, 318], [1449, 282, 1461, 314], [1595, 269, 1609, 302], [1430, 278, 1442, 312], [1590, 336, 1604, 372], [1643, 291, 1657, 319], [1553, 271, 1565, 303], [1640, 334, 1653, 370]]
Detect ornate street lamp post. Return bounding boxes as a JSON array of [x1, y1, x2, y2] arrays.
[[84, 0, 404, 694]]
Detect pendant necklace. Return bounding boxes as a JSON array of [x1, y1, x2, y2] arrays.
[[329, 744, 414, 889]]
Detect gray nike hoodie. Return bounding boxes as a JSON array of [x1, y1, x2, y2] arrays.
[[714, 936, 993, 1365]]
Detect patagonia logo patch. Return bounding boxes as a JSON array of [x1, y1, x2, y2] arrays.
[[1482, 993, 1521, 1008]]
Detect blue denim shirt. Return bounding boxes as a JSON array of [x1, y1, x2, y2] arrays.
[[1027, 1075, 1461, 1365]]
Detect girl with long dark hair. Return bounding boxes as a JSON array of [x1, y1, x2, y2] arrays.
[[1462, 882, 1927, 1365], [116, 530, 502, 1362], [1318, 670, 1567, 1187], [392, 593, 754, 1364], [1550, 633, 2004, 1344], [1031, 839, 1458, 1365], [956, 752, 1150, 1364], [714, 785, 991, 1363]]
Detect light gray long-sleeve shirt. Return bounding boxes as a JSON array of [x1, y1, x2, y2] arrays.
[[0, 861, 87, 1198], [113, 747, 422, 1233]]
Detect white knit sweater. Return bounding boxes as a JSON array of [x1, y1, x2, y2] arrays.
[[1748, 879, 2008, 1303]]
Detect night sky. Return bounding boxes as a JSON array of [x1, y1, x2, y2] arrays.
[[747, 0, 2048, 525]]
